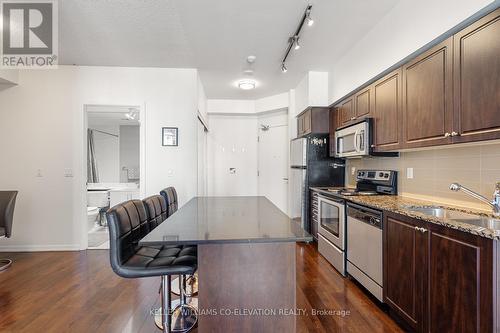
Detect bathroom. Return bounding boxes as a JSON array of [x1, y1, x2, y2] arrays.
[[86, 106, 141, 249]]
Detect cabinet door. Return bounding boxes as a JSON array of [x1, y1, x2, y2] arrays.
[[303, 109, 312, 135], [453, 8, 500, 143], [297, 115, 304, 137], [329, 108, 338, 157], [427, 223, 493, 333], [372, 68, 403, 151], [355, 86, 371, 118], [402, 38, 453, 148], [338, 97, 355, 126], [384, 213, 426, 331]]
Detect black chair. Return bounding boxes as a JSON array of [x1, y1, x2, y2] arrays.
[[0, 191, 18, 271], [160, 187, 178, 217], [160, 188, 198, 297], [106, 200, 197, 333]]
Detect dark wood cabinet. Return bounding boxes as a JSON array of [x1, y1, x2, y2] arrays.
[[338, 97, 355, 127], [384, 212, 494, 332], [384, 213, 427, 331], [453, 8, 500, 144], [355, 86, 371, 118], [296, 107, 330, 137], [426, 222, 493, 333], [402, 38, 454, 148], [329, 107, 339, 157], [372, 69, 403, 152]]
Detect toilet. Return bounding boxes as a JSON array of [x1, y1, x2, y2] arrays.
[[87, 207, 100, 231]]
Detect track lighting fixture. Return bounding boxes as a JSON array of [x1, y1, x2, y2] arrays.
[[280, 4, 313, 73]]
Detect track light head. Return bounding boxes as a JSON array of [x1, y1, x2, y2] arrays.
[[293, 36, 300, 50], [306, 9, 314, 26], [281, 63, 287, 73]]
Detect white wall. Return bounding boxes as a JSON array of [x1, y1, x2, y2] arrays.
[[294, 71, 329, 116], [328, 0, 496, 103], [207, 115, 258, 196], [207, 99, 256, 114], [0, 66, 198, 251], [119, 125, 140, 183]]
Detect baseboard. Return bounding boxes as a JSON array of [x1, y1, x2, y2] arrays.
[[0, 244, 81, 252]]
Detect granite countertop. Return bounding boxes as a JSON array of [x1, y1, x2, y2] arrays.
[[139, 196, 312, 246], [310, 187, 500, 240]]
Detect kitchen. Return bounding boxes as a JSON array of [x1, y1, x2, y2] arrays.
[[0, 0, 499, 332]]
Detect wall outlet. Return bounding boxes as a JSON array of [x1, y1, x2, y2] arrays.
[[167, 169, 174, 177], [351, 167, 356, 176], [406, 167, 414, 179], [36, 169, 43, 177]]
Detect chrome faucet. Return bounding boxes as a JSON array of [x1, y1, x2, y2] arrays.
[[449, 182, 500, 217]]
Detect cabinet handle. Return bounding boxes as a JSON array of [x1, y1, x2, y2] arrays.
[[444, 132, 451, 138], [415, 226, 428, 233], [451, 131, 460, 137], [350, 117, 356, 121]]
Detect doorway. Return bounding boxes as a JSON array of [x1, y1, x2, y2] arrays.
[[258, 110, 289, 214], [83, 104, 144, 249]]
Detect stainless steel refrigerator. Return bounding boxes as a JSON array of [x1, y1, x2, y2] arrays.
[[290, 134, 345, 234]]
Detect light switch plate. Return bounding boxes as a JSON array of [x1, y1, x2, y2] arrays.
[[406, 167, 414, 179]]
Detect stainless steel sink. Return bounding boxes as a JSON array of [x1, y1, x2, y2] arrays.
[[402, 205, 500, 231]]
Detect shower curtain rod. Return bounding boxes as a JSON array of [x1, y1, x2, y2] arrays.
[[89, 128, 119, 138]]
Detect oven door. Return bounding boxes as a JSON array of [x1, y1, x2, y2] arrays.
[[318, 195, 345, 250]]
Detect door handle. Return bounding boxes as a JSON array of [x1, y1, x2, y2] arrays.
[[282, 178, 289, 181]]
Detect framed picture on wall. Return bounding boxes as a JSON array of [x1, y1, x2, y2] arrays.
[[162, 127, 178, 146]]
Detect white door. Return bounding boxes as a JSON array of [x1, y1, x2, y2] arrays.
[[258, 120, 289, 214]]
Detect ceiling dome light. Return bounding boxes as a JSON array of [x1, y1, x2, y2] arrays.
[[238, 79, 256, 90], [281, 63, 288, 73]]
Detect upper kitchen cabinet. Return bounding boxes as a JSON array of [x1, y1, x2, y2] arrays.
[[296, 107, 330, 137], [354, 86, 372, 119], [329, 107, 339, 157], [402, 38, 454, 148], [453, 8, 500, 144], [372, 68, 403, 152], [337, 96, 355, 127]]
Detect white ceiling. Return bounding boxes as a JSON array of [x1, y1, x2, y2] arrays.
[[59, 0, 400, 99]]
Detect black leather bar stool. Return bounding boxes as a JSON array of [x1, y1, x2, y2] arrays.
[[160, 188, 198, 297], [0, 191, 18, 271], [106, 200, 197, 333], [160, 187, 178, 217], [143, 195, 198, 328]]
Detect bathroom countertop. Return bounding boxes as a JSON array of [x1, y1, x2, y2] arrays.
[[310, 187, 500, 240]]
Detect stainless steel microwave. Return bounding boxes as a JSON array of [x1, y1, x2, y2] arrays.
[[335, 119, 371, 158]]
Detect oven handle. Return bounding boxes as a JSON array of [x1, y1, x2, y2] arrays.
[[318, 194, 344, 204]]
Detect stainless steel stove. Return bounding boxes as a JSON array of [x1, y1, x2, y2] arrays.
[[315, 170, 397, 278], [320, 170, 398, 196]]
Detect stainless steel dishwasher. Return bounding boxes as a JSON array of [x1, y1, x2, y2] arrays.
[[346, 202, 383, 302]]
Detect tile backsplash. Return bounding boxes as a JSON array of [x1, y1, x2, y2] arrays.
[[346, 142, 500, 211]]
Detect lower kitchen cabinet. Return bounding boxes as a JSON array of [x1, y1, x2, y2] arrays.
[[384, 212, 494, 332], [384, 213, 426, 331]]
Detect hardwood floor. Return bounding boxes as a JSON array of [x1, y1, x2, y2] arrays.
[[0, 243, 403, 333]]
